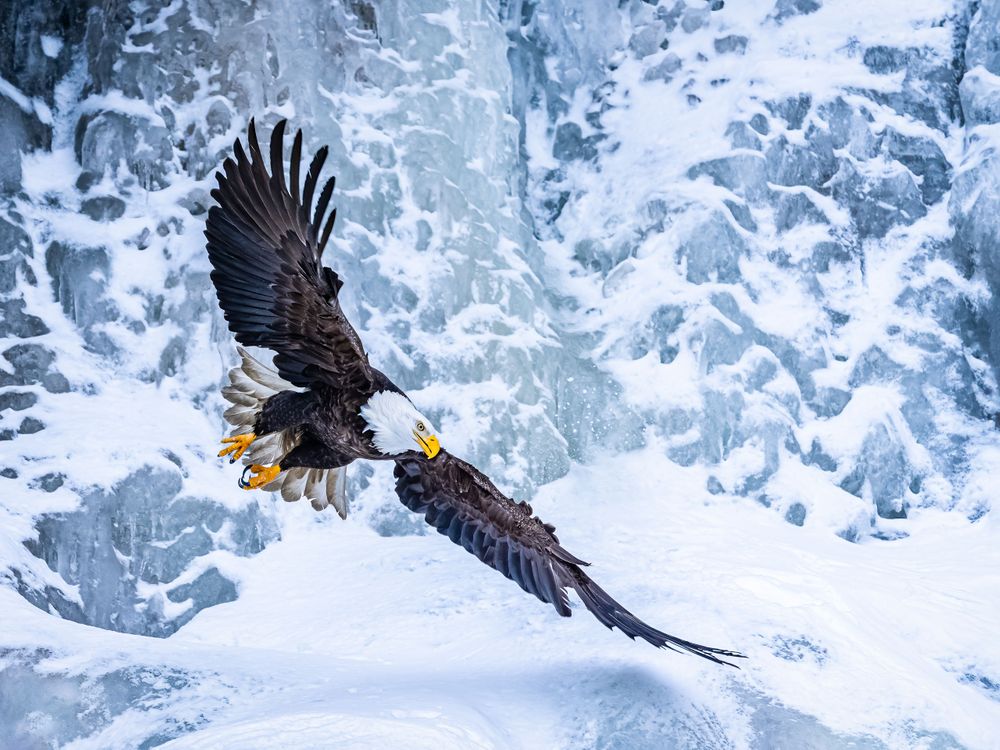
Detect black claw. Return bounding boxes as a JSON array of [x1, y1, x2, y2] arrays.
[[239, 465, 253, 489], [229, 454, 238, 465]]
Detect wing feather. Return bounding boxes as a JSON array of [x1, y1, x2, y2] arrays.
[[393, 451, 745, 667], [290, 129, 303, 205], [302, 146, 328, 218], [269, 119, 288, 197], [205, 119, 372, 391], [319, 207, 337, 256], [494, 539, 510, 577], [313, 177, 336, 244]]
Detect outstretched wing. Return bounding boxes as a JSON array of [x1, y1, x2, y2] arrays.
[[393, 452, 745, 667], [205, 119, 372, 391]]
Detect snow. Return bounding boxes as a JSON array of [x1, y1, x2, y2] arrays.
[[40, 36, 64, 59], [0, 76, 53, 125], [3, 451, 997, 747], [2, 0, 1000, 746]]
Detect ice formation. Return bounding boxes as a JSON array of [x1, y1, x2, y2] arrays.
[[1, 0, 998, 747]]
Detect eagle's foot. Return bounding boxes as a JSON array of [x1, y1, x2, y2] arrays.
[[239, 463, 281, 490], [219, 432, 256, 464]]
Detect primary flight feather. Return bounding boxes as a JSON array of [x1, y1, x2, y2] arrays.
[[204, 119, 744, 667]]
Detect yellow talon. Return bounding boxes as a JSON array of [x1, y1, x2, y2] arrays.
[[240, 463, 281, 490], [219, 432, 256, 463]]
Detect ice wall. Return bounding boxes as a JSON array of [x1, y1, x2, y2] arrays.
[[2, 0, 999, 746], [0, 0, 587, 638], [2, 0, 590, 741], [1, 0, 292, 639], [952, 0, 1000, 377], [515, 0, 998, 539]]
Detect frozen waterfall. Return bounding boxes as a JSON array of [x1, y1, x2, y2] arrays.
[[0, 0, 998, 747]]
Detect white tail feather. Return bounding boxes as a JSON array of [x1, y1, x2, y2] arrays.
[[223, 347, 349, 518]]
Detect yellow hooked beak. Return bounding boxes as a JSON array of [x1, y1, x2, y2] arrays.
[[413, 432, 441, 459]]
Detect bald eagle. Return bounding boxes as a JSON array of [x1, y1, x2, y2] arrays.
[[204, 120, 744, 667]]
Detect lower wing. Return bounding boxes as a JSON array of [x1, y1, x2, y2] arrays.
[[392, 453, 745, 667]]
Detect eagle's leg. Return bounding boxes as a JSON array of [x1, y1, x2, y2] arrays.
[[221, 392, 314, 468], [240, 463, 282, 490], [218, 432, 255, 463]]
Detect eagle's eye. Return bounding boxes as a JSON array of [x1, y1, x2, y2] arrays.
[[416, 421, 425, 432]]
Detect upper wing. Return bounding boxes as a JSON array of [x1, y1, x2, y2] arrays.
[[393, 452, 745, 667], [205, 119, 373, 391]]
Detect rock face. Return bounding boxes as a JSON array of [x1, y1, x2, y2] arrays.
[[1, 0, 999, 745], [953, 1, 1000, 388], [518, 0, 997, 536], [25, 466, 277, 636], [1, 0, 588, 645]]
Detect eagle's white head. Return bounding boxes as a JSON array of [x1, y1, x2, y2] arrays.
[[360, 390, 441, 459]]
